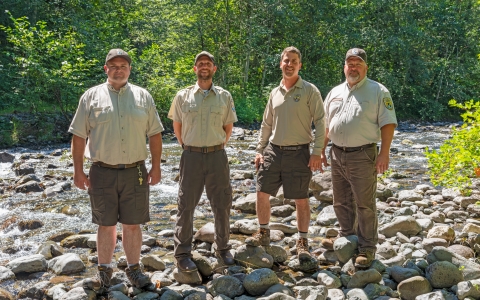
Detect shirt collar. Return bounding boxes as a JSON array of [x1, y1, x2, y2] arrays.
[[194, 82, 218, 95], [106, 81, 129, 93], [280, 76, 304, 91], [346, 76, 367, 91]]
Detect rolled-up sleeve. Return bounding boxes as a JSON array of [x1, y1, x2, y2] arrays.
[[256, 94, 274, 154], [68, 93, 90, 139], [223, 94, 238, 125], [310, 89, 326, 156], [146, 93, 164, 137]]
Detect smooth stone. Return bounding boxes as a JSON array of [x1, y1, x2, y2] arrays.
[[426, 247, 480, 280], [316, 270, 341, 289], [243, 268, 279, 296], [425, 261, 464, 288], [172, 268, 202, 285], [194, 222, 215, 243], [396, 276, 432, 300], [379, 216, 422, 238], [234, 245, 274, 269], [48, 253, 85, 275], [6, 254, 47, 274], [263, 284, 294, 297], [333, 235, 358, 264], [0, 266, 15, 282], [264, 245, 288, 263], [59, 286, 96, 300], [207, 275, 244, 298], [293, 285, 327, 300], [316, 205, 337, 226], [388, 266, 420, 283], [347, 269, 382, 289], [141, 254, 166, 271], [422, 238, 449, 252], [457, 279, 480, 300]]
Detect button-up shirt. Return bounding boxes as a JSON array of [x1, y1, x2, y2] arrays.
[[69, 82, 164, 165], [324, 77, 397, 147], [256, 77, 325, 156], [167, 83, 237, 147]]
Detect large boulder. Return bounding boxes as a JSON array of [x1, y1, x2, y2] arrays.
[[6, 254, 47, 274], [378, 216, 422, 237], [243, 268, 279, 296]]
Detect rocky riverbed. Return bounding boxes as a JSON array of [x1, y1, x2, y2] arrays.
[[1, 122, 480, 300]]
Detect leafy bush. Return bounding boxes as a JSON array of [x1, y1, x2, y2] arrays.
[[426, 99, 480, 194]]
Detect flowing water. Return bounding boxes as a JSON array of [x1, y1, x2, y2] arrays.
[[0, 122, 455, 294]]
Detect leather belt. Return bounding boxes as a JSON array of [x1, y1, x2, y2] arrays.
[[271, 143, 309, 151], [183, 144, 224, 153], [332, 143, 376, 152], [92, 160, 144, 169]]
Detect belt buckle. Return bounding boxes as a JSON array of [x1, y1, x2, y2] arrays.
[[201, 147, 208, 153], [118, 164, 126, 169]]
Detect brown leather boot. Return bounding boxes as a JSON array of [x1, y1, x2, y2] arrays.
[[321, 237, 338, 250], [175, 256, 198, 272], [216, 249, 235, 265], [245, 228, 270, 246], [355, 249, 375, 268], [83, 265, 113, 291], [296, 237, 312, 261], [125, 263, 152, 288]]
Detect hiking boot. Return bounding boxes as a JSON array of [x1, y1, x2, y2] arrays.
[[321, 237, 338, 250], [125, 263, 152, 288], [296, 237, 312, 261], [83, 265, 113, 291], [245, 228, 270, 246], [216, 249, 235, 265], [175, 256, 198, 272], [355, 249, 375, 268]]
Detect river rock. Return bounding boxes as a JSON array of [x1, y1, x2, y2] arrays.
[[462, 223, 480, 234], [36, 241, 64, 259], [15, 180, 43, 193], [396, 276, 432, 300], [243, 268, 279, 296], [60, 234, 91, 248], [17, 280, 49, 299], [191, 252, 214, 276], [233, 193, 257, 213], [457, 279, 480, 300], [346, 288, 369, 300], [347, 269, 382, 289], [0, 266, 15, 282], [48, 231, 75, 242], [48, 253, 85, 275], [269, 223, 297, 234], [13, 162, 35, 176], [425, 260, 464, 288], [333, 235, 358, 263], [294, 285, 327, 300], [193, 222, 216, 244], [363, 283, 397, 299], [416, 218, 434, 231], [264, 245, 288, 263], [415, 290, 457, 300], [141, 254, 166, 271], [231, 170, 254, 180], [6, 254, 47, 274], [16, 174, 41, 185], [388, 266, 420, 283], [398, 190, 423, 202], [271, 205, 295, 217], [426, 246, 480, 280], [316, 205, 337, 226], [18, 219, 44, 231], [448, 244, 475, 259], [108, 291, 130, 300], [44, 183, 68, 197], [0, 152, 14, 163], [377, 183, 394, 201], [379, 216, 422, 237], [172, 268, 202, 285], [264, 284, 294, 297], [421, 238, 449, 253], [235, 245, 274, 269], [287, 256, 318, 272], [259, 292, 295, 300], [233, 219, 259, 234], [377, 241, 397, 259], [59, 286, 96, 300], [0, 288, 14, 300], [316, 270, 341, 289], [327, 289, 345, 300], [207, 275, 244, 298]]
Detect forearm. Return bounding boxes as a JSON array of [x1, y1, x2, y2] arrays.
[[223, 123, 233, 144], [71, 135, 86, 173], [148, 133, 162, 168], [172, 121, 183, 146], [379, 124, 396, 155], [322, 128, 330, 151]]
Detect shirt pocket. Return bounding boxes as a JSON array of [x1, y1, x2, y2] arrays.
[[89, 106, 112, 128], [181, 103, 199, 125], [130, 105, 148, 124], [210, 105, 225, 126], [351, 100, 370, 118]]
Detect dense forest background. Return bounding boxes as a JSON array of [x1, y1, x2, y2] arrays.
[[0, 0, 479, 126]]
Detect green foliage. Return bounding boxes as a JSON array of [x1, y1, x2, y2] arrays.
[[426, 99, 480, 194]]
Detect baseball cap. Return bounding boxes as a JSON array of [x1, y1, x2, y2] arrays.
[[345, 48, 367, 63], [194, 51, 215, 65], [105, 49, 132, 65]]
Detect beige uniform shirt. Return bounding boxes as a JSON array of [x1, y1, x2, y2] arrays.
[[324, 77, 397, 147], [256, 77, 326, 156], [69, 82, 164, 165], [167, 83, 237, 147]]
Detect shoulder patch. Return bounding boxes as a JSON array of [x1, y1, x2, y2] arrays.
[[383, 97, 394, 110], [231, 99, 236, 112]]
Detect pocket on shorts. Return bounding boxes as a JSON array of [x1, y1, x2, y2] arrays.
[[88, 188, 105, 212], [285, 170, 311, 198], [135, 185, 149, 210]]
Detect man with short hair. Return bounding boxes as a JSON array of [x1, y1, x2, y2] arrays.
[[246, 46, 325, 261], [321, 48, 397, 268], [168, 51, 237, 272], [70, 48, 164, 290]]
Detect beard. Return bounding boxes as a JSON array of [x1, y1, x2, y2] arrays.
[[347, 73, 360, 83], [197, 71, 213, 81]]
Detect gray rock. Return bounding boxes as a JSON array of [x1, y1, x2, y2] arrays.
[[316, 205, 337, 226], [141, 254, 166, 271], [363, 283, 397, 299], [415, 290, 457, 300], [233, 194, 257, 213], [271, 205, 295, 218], [17, 281, 49, 300], [398, 190, 423, 202], [0, 288, 14, 300], [422, 238, 449, 253], [46, 283, 67, 300], [207, 276, 244, 298], [150, 270, 173, 287], [13, 162, 35, 176], [462, 223, 480, 234], [316, 270, 341, 289], [59, 286, 96, 300], [456, 279, 480, 300], [377, 242, 397, 259], [377, 183, 394, 201], [381, 254, 407, 267], [132, 292, 159, 300], [160, 289, 184, 300], [194, 222, 215, 243], [108, 291, 130, 300], [426, 247, 480, 280], [263, 284, 294, 297], [231, 170, 254, 180], [333, 235, 358, 263], [258, 292, 296, 300], [264, 245, 288, 263], [346, 288, 369, 300], [447, 245, 475, 259], [0, 152, 14, 163], [347, 269, 382, 289], [243, 268, 279, 296], [234, 245, 274, 269], [388, 266, 420, 283], [172, 268, 202, 285], [417, 219, 434, 231], [233, 219, 259, 234], [287, 256, 318, 272], [269, 223, 298, 234], [379, 216, 422, 237], [6, 254, 47, 274], [425, 261, 464, 288], [15, 180, 43, 193], [393, 207, 414, 217], [48, 253, 85, 275], [269, 229, 285, 242], [60, 234, 91, 248], [0, 266, 15, 283], [158, 229, 175, 237], [36, 241, 64, 259], [293, 285, 327, 300], [397, 276, 432, 300], [328, 289, 345, 300], [16, 174, 41, 185]]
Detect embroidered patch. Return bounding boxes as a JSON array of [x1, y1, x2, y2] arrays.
[[383, 97, 394, 110], [232, 106, 236, 112], [294, 94, 301, 102]]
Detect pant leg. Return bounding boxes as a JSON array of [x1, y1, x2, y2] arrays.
[[330, 146, 358, 237], [345, 146, 378, 251], [174, 150, 205, 258], [204, 150, 232, 251]]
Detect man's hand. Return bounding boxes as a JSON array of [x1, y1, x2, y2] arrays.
[[255, 153, 264, 171], [148, 166, 162, 185], [376, 152, 390, 174], [320, 150, 330, 168], [308, 154, 323, 172], [73, 171, 90, 190]]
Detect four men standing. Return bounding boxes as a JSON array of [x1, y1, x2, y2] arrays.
[[71, 46, 396, 290]]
